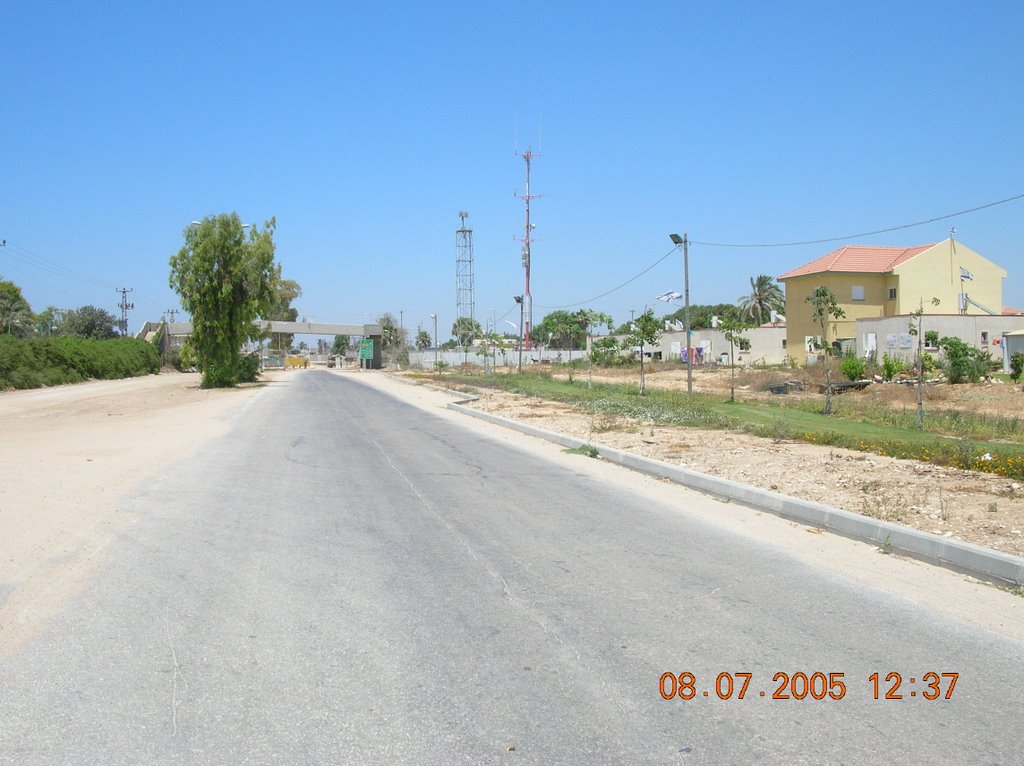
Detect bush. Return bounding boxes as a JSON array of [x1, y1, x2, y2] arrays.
[[589, 337, 628, 367], [0, 336, 159, 390], [881, 353, 905, 381], [238, 352, 261, 383], [839, 356, 866, 381], [939, 336, 991, 384], [1011, 352, 1024, 383]]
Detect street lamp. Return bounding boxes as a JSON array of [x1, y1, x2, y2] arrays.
[[514, 296, 524, 373], [669, 233, 693, 394], [429, 313, 438, 370]]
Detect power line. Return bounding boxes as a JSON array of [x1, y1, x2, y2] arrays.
[[1, 240, 119, 289], [534, 247, 677, 310], [534, 191, 1024, 311], [691, 191, 1024, 248]]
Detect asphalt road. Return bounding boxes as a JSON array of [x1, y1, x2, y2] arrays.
[[1, 370, 1022, 765]]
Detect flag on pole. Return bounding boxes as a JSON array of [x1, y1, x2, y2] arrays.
[[656, 291, 683, 302], [959, 266, 974, 281]]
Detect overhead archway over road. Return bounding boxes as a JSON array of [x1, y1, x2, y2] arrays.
[[139, 320, 385, 368]]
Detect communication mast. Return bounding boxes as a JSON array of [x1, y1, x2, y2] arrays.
[[516, 149, 539, 349], [455, 211, 475, 324]]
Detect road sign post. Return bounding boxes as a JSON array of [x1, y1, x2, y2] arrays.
[[358, 339, 374, 369]]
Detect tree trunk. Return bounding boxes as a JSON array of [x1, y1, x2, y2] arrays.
[[729, 341, 735, 403], [824, 353, 834, 415], [639, 340, 646, 395]]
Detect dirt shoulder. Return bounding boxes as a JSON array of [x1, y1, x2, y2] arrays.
[[0, 371, 283, 657]]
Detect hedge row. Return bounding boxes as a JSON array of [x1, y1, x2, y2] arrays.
[[0, 335, 160, 390]]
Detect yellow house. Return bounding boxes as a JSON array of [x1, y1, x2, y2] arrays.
[[778, 238, 1007, 363]]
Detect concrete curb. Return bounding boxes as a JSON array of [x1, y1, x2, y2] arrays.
[[447, 399, 1024, 587]]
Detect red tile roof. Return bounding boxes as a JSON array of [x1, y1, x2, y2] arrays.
[[778, 243, 937, 280], [1002, 306, 1024, 316]]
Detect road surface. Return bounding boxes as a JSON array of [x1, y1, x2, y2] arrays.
[[1, 370, 1021, 764]]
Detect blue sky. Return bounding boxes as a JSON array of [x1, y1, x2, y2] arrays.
[[3, 1, 1022, 341]]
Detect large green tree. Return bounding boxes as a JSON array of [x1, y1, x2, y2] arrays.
[[61, 305, 118, 340], [415, 329, 432, 351], [266, 277, 303, 353], [533, 310, 583, 349], [451, 316, 481, 347], [377, 313, 408, 367], [331, 334, 350, 355], [738, 275, 785, 325], [169, 213, 279, 388], [35, 306, 68, 336], [0, 278, 33, 337], [378, 313, 405, 351]]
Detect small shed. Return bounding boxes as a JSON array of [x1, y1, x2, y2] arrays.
[[1002, 330, 1024, 372]]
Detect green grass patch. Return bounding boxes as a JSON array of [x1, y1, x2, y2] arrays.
[[778, 394, 1024, 443]]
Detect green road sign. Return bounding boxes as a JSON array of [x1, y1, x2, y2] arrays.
[[358, 339, 374, 360]]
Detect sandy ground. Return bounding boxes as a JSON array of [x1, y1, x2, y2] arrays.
[[2, 368, 1022, 662], [453, 366, 1024, 558], [0, 371, 280, 657]]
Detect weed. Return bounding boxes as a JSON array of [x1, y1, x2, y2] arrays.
[[564, 444, 599, 458], [938, 487, 951, 522], [590, 412, 623, 433], [879, 534, 894, 555], [862, 495, 907, 524]]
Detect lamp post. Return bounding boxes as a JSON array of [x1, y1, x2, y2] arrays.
[[514, 296, 524, 373], [669, 233, 693, 394], [429, 314, 438, 370]]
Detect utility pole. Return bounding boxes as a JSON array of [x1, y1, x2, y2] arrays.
[[669, 233, 693, 394], [516, 150, 540, 350], [116, 288, 134, 337], [683, 233, 692, 394], [166, 308, 179, 323], [514, 296, 524, 373]]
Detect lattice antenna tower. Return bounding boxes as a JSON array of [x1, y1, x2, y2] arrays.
[[456, 211, 475, 324], [516, 149, 540, 349]]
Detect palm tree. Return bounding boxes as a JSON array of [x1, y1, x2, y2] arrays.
[[451, 316, 482, 348], [0, 294, 33, 336], [738, 274, 785, 326]]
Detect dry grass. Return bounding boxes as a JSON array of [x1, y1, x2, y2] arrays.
[[590, 412, 625, 434]]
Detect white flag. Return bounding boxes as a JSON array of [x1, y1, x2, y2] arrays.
[[959, 266, 974, 281], [656, 291, 683, 302]]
